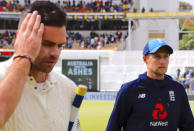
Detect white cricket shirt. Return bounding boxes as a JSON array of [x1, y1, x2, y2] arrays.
[[0, 58, 81, 131]]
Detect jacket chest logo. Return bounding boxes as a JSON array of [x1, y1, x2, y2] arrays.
[[169, 91, 175, 101], [152, 103, 168, 119], [138, 93, 146, 99], [150, 103, 168, 127]]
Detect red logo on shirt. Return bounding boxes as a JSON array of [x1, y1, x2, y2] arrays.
[[152, 104, 167, 119]]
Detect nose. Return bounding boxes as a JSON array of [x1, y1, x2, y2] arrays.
[[159, 57, 168, 64], [50, 45, 61, 58]]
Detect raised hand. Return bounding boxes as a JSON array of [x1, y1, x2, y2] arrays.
[[14, 11, 44, 62]]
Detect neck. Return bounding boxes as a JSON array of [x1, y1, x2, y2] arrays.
[[29, 69, 48, 83], [147, 71, 164, 80]]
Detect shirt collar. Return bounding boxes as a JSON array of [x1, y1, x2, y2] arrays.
[[27, 71, 58, 93], [27, 70, 57, 85], [3, 56, 58, 92]]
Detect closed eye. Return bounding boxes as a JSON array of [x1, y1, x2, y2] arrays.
[[42, 40, 65, 49], [58, 43, 65, 48]]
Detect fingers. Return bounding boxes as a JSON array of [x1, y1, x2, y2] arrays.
[[37, 23, 44, 39], [19, 13, 31, 32], [19, 11, 41, 35], [14, 10, 44, 60], [26, 11, 38, 32], [32, 15, 42, 35], [20, 10, 43, 39]]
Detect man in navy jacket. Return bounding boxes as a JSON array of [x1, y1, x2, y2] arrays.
[[106, 39, 194, 131]]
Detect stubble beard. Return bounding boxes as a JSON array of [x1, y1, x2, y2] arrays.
[[32, 62, 56, 73], [153, 68, 167, 78], [32, 56, 59, 73]]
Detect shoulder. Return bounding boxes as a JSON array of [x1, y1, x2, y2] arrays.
[[165, 74, 186, 93], [117, 78, 143, 97], [113, 78, 144, 107], [50, 71, 77, 91], [165, 74, 184, 88], [121, 78, 144, 92], [50, 71, 77, 101], [52, 71, 76, 84]]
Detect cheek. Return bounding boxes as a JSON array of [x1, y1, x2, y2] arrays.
[[146, 58, 154, 65], [148, 62, 154, 68], [35, 49, 47, 61], [148, 60, 157, 68], [39, 47, 49, 55], [166, 59, 169, 64]]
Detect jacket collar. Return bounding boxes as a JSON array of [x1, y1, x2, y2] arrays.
[[138, 72, 172, 88]]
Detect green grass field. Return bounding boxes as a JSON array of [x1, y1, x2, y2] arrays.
[[79, 101, 194, 131]]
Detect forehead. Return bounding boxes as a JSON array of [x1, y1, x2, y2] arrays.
[[43, 26, 66, 43]]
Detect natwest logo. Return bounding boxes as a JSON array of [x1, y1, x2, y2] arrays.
[[152, 103, 167, 119]]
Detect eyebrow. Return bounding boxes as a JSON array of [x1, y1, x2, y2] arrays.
[[42, 40, 65, 45]]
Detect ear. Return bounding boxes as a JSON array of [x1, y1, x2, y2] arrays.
[[143, 55, 147, 63]]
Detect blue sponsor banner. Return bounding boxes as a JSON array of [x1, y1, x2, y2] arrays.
[[84, 92, 117, 101]]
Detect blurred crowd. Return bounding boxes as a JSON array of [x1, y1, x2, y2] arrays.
[[0, 30, 127, 49], [0, 0, 134, 12], [0, 0, 24, 11], [173, 67, 194, 93], [59, 0, 133, 12], [64, 31, 127, 49], [0, 31, 15, 48]]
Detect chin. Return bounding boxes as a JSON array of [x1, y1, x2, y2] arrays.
[[159, 69, 167, 74], [159, 71, 167, 75], [39, 67, 54, 73]]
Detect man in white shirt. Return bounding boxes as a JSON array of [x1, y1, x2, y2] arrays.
[[0, 1, 81, 130]]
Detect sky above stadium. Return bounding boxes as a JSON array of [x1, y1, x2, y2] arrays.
[[179, 0, 194, 10]]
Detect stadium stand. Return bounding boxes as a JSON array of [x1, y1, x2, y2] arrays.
[[0, 0, 134, 12], [0, 30, 127, 50], [0, 0, 23, 11], [58, 0, 134, 13], [0, 0, 130, 50], [65, 31, 126, 50], [0, 31, 15, 49], [174, 67, 194, 93]]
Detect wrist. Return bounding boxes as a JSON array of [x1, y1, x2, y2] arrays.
[[12, 57, 31, 75], [13, 54, 33, 70]]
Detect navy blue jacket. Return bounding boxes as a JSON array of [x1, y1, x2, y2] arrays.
[[106, 73, 194, 131]]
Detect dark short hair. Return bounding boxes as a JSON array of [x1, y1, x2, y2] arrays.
[[19, 1, 66, 27]]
